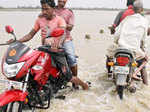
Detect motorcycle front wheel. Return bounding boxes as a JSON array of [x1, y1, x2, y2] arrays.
[[0, 102, 23, 112], [0, 105, 8, 112]]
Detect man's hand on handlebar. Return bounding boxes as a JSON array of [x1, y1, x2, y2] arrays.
[[44, 37, 62, 49]]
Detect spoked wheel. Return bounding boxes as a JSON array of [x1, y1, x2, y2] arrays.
[[0, 102, 23, 112], [0, 102, 38, 112], [9, 102, 23, 112], [0, 105, 8, 112], [117, 85, 124, 100]]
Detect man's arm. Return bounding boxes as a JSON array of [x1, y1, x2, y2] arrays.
[[113, 11, 124, 27], [67, 24, 73, 31], [19, 18, 40, 43], [109, 11, 124, 35], [7, 29, 37, 44], [18, 29, 37, 43], [148, 27, 150, 36], [67, 9, 74, 31], [113, 23, 122, 44]]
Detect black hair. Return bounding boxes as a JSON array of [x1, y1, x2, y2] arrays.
[[40, 0, 55, 8], [127, 0, 135, 6]]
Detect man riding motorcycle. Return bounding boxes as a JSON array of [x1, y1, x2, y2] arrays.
[[107, 0, 149, 85], [109, 0, 136, 34], [7, 0, 89, 90]]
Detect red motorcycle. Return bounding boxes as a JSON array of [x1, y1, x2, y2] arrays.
[[0, 26, 72, 112]]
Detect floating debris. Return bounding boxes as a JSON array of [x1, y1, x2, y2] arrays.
[[99, 29, 104, 34], [85, 34, 91, 39]]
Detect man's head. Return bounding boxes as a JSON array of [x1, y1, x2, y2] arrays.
[[127, 0, 136, 6], [57, 0, 67, 8], [40, 0, 55, 19], [133, 0, 143, 13]]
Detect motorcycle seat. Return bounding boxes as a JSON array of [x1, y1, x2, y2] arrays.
[[114, 48, 134, 58], [38, 45, 66, 57]]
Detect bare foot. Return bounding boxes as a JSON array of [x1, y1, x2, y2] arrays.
[[83, 83, 89, 90], [70, 77, 89, 90]]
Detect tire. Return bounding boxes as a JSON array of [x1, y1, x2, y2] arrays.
[[0, 105, 8, 112], [0, 103, 37, 112], [0, 102, 23, 112], [117, 85, 124, 100]]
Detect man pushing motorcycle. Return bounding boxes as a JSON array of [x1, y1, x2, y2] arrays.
[[54, 0, 79, 89], [107, 0, 149, 85], [7, 0, 89, 90]]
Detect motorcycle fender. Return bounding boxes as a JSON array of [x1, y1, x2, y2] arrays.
[[0, 89, 28, 107], [116, 74, 127, 86]]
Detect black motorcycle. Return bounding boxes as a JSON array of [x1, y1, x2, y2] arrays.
[[106, 48, 143, 99]]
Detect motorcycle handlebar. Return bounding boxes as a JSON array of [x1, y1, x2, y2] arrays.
[[43, 44, 63, 49], [38, 45, 64, 53], [0, 39, 17, 46], [0, 43, 10, 46]]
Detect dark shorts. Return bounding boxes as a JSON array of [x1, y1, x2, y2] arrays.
[[50, 52, 72, 82], [64, 71, 72, 82], [136, 58, 146, 69]]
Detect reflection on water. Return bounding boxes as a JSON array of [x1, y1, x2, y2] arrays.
[[0, 10, 150, 112]]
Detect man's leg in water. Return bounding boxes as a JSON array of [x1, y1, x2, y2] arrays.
[[136, 58, 148, 85], [63, 41, 77, 70], [140, 67, 148, 85], [70, 76, 89, 90], [63, 41, 80, 89]]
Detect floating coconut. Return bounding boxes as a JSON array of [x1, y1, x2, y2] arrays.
[[99, 29, 104, 34], [85, 34, 91, 39]]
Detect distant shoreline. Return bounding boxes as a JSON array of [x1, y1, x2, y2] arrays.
[[0, 8, 149, 12], [0, 8, 123, 12]]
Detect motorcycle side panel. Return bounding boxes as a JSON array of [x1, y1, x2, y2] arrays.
[[31, 53, 59, 86], [18, 49, 42, 62], [0, 89, 28, 107], [16, 50, 42, 79]]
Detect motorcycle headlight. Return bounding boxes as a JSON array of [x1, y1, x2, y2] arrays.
[[3, 62, 25, 78]]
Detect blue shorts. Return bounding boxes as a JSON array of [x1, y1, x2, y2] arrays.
[[63, 41, 77, 67]]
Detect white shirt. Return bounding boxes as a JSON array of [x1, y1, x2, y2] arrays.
[[115, 13, 149, 59]]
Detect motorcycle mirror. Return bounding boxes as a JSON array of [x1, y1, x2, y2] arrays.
[[50, 28, 64, 37], [5, 25, 14, 34]]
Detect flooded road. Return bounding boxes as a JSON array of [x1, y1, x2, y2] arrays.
[[0, 10, 150, 112]]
